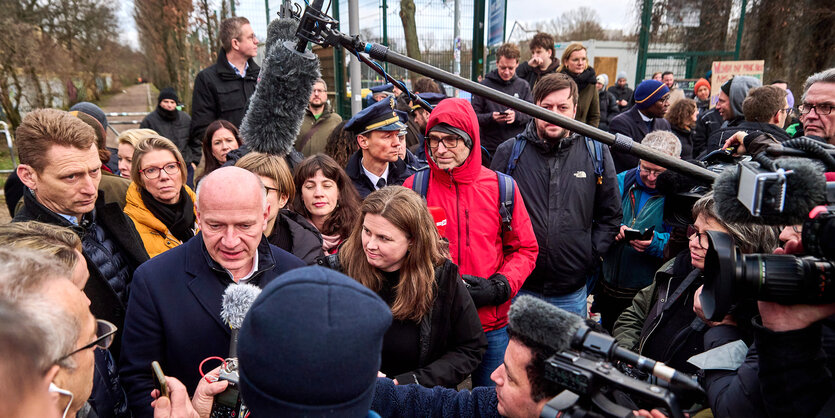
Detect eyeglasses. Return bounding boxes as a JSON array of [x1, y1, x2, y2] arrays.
[[427, 134, 460, 149], [687, 225, 708, 250], [58, 319, 117, 361], [140, 162, 180, 180], [791, 224, 802, 234], [798, 103, 833, 116], [639, 165, 664, 177], [264, 186, 280, 194]]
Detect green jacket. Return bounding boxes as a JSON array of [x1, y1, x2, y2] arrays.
[[295, 103, 343, 156]]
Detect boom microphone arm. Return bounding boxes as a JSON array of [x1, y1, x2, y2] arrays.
[[293, 4, 718, 183]]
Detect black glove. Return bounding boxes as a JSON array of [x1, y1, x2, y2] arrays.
[[462, 273, 511, 308]]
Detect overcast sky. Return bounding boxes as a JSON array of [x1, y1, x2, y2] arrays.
[[118, 0, 639, 48], [507, 0, 636, 32]]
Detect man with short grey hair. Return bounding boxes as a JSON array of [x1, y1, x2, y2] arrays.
[[120, 166, 305, 416], [799, 67, 835, 144], [0, 248, 99, 418], [598, 130, 681, 331], [295, 77, 343, 156]]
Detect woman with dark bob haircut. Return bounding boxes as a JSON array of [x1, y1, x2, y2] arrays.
[[665, 98, 698, 160], [335, 186, 486, 387], [197, 119, 242, 183], [292, 154, 361, 255]]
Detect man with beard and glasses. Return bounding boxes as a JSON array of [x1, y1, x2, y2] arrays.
[[295, 78, 343, 156]]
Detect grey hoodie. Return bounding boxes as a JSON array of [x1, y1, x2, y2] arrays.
[[728, 76, 762, 119]]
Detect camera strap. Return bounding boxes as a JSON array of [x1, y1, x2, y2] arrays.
[[661, 269, 702, 314]]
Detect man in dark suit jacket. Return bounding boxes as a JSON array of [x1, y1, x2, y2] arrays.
[[609, 79, 672, 172], [119, 167, 305, 416]]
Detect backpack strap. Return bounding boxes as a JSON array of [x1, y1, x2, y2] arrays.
[[411, 168, 430, 198], [505, 136, 528, 176], [496, 171, 516, 232], [584, 136, 604, 185]]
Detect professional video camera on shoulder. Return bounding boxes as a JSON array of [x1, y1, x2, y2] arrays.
[[508, 296, 704, 418], [699, 132, 835, 321]]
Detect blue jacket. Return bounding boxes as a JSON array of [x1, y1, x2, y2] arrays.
[[372, 378, 500, 417], [119, 232, 305, 416], [601, 168, 669, 291]]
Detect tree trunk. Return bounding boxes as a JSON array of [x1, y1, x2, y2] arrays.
[[399, 0, 421, 60]]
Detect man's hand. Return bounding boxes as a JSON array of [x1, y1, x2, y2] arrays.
[[617, 99, 627, 107], [722, 131, 748, 155], [192, 368, 229, 418], [759, 302, 835, 332], [615, 225, 629, 241], [629, 238, 652, 253], [504, 110, 516, 124], [492, 111, 510, 123], [152, 377, 199, 418], [528, 56, 542, 68], [693, 285, 737, 327]]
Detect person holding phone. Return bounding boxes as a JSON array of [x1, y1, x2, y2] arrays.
[[598, 131, 682, 332]]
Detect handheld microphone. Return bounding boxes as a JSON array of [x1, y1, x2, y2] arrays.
[[713, 159, 826, 225], [428, 206, 447, 237], [508, 295, 702, 394], [295, 0, 325, 52], [220, 283, 262, 358]]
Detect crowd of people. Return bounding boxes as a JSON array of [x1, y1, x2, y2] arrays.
[[2, 14, 835, 418]]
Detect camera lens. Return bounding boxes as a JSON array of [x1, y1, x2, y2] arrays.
[[738, 254, 834, 304]]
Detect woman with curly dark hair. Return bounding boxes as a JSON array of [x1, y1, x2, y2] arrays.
[[323, 121, 358, 167], [292, 154, 361, 254], [665, 98, 698, 159]]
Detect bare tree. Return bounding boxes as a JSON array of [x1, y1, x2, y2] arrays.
[[556, 7, 606, 41], [134, 0, 194, 105], [398, 0, 422, 60]]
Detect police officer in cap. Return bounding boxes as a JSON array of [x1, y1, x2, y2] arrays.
[[344, 97, 415, 199]]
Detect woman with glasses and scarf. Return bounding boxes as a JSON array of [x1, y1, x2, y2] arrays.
[[612, 192, 778, 378], [124, 136, 197, 258]]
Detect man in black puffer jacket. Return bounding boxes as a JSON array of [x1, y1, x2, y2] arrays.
[[471, 42, 533, 164], [13, 109, 149, 361], [140, 88, 196, 169]]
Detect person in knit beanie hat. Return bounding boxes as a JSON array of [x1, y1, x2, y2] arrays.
[[139, 87, 195, 184], [608, 79, 672, 172], [694, 78, 711, 114], [237, 266, 392, 417]]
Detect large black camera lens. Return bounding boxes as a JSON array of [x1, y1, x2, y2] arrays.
[[702, 231, 835, 321]]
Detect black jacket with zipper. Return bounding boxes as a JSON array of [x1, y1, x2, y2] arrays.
[[491, 123, 622, 296]]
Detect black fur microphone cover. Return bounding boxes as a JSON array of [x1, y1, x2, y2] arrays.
[[238, 18, 320, 156], [713, 158, 826, 225]]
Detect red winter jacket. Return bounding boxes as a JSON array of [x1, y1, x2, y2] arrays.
[[404, 98, 539, 331]]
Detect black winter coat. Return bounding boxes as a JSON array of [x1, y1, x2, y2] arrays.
[[670, 126, 694, 160], [608, 106, 672, 173], [699, 119, 790, 159], [491, 124, 622, 296], [598, 89, 619, 132], [515, 60, 559, 91], [320, 256, 487, 388], [189, 48, 260, 151], [471, 69, 533, 156], [267, 209, 324, 265], [119, 233, 304, 416], [692, 108, 722, 158], [608, 84, 634, 113], [13, 189, 149, 361], [140, 108, 196, 165], [345, 150, 414, 199]]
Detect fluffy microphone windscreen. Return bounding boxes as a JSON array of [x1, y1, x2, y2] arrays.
[[266, 17, 299, 47], [238, 21, 320, 156], [221, 283, 263, 330], [714, 159, 826, 225], [507, 295, 585, 353]]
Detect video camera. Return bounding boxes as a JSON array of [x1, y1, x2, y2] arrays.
[[698, 136, 835, 321]]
